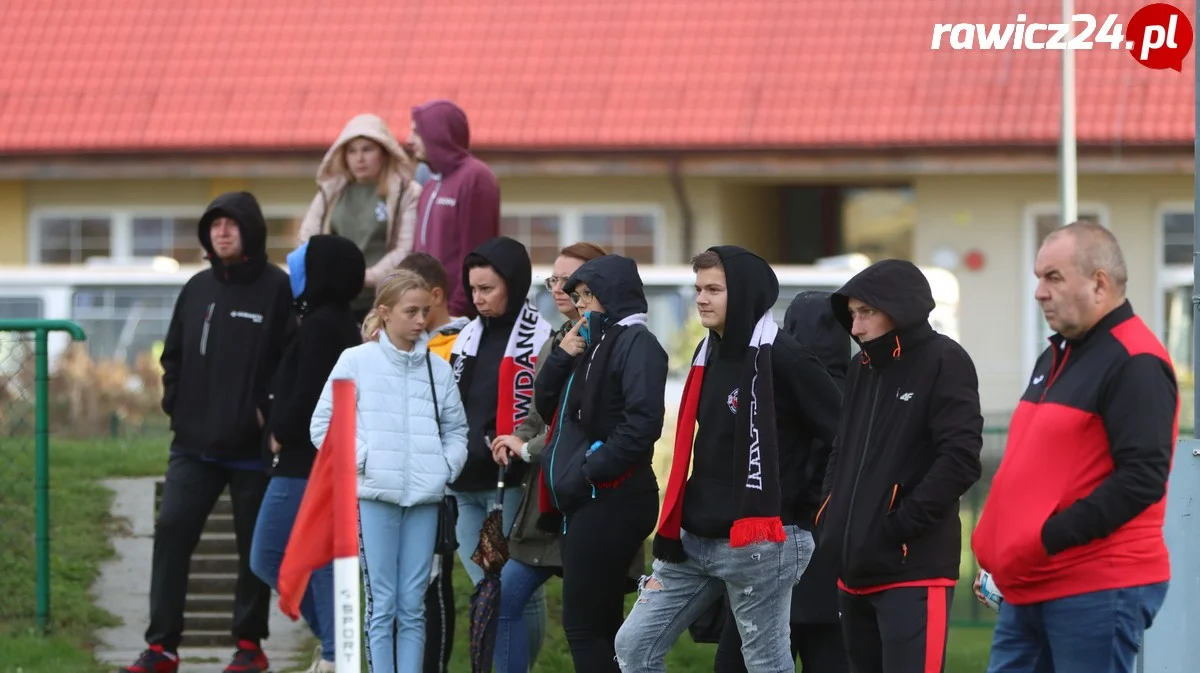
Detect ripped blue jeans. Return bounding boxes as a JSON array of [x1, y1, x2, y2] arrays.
[[613, 526, 814, 673]]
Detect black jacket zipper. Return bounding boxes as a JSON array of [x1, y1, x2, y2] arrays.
[[842, 371, 882, 571]]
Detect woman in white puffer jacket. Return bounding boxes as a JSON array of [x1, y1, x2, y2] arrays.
[[311, 270, 468, 673]]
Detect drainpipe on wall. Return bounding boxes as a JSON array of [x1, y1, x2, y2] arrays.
[[668, 156, 695, 262]]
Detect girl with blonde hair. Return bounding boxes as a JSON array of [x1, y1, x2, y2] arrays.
[[299, 113, 422, 322], [311, 270, 468, 673]]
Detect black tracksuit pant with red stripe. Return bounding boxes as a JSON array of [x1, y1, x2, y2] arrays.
[[837, 585, 953, 673]]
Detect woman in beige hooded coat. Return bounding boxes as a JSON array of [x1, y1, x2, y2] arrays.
[[299, 113, 422, 321]]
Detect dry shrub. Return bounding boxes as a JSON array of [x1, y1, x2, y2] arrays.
[[45, 344, 166, 438]]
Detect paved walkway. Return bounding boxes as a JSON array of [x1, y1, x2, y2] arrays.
[[92, 477, 311, 673]]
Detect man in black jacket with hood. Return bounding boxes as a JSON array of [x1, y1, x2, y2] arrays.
[[817, 259, 983, 673], [123, 192, 295, 673], [615, 246, 841, 673], [714, 290, 850, 673]]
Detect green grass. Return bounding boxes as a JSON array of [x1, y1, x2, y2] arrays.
[[0, 436, 168, 673]]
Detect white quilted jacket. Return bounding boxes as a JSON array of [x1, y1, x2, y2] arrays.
[[311, 331, 469, 507]]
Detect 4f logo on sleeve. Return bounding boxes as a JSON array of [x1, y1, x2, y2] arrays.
[[727, 388, 739, 415]]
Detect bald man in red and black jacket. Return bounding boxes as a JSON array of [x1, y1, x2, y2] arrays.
[[973, 221, 1176, 673]]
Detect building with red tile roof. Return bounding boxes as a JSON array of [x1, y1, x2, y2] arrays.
[[0, 0, 1194, 418]]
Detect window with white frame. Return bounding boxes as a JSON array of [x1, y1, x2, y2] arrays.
[[36, 215, 114, 264], [501, 208, 662, 265], [131, 216, 204, 263], [1160, 209, 1194, 377], [32, 210, 306, 266], [499, 213, 564, 264]]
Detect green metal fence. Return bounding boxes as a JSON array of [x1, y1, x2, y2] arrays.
[[0, 320, 86, 634]]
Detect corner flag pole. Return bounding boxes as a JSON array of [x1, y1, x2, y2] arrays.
[[332, 380, 361, 673]]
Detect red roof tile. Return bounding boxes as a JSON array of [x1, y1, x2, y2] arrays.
[[0, 0, 1192, 152]]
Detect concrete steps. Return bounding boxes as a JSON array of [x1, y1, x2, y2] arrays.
[[155, 482, 240, 650]]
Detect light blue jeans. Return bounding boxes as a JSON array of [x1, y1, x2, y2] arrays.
[[358, 499, 439, 673], [452, 486, 547, 667], [614, 526, 814, 673]]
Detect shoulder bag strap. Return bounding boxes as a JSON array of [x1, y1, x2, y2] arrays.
[[427, 350, 442, 438]]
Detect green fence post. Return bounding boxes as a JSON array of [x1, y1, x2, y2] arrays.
[[34, 329, 49, 635], [0, 319, 86, 635]]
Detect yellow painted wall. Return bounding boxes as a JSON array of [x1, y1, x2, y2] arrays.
[[0, 181, 26, 264], [25, 179, 212, 208], [23, 178, 316, 214], [913, 173, 1193, 414]]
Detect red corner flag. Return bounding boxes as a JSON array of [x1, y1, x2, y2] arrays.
[[277, 379, 358, 620]]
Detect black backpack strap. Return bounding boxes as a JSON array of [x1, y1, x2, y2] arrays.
[[427, 350, 442, 438]]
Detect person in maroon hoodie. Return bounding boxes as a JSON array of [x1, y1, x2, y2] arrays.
[[408, 100, 500, 318]]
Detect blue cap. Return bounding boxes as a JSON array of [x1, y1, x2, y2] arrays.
[[286, 241, 309, 300]]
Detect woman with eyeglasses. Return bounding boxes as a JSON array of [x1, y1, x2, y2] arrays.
[[490, 241, 647, 673], [532, 254, 666, 673]]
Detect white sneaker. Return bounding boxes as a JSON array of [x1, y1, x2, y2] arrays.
[[306, 645, 336, 673]]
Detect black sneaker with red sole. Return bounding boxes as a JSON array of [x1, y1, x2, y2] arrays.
[[223, 640, 272, 673], [118, 645, 179, 673]]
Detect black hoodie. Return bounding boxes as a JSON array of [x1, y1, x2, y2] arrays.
[[535, 254, 667, 514], [160, 192, 295, 461], [265, 235, 365, 478], [783, 290, 849, 624], [453, 236, 534, 492], [817, 259, 983, 590], [681, 246, 842, 539]]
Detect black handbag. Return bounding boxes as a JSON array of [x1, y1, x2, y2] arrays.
[[428, 352, 459, 555]]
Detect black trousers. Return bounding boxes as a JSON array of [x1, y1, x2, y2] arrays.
[[561, 491, 658, 673], [837, 586, 954, 673], [713, 613, 849, 673], [146, 453, 272, 652], [422, 551, 456, 673]]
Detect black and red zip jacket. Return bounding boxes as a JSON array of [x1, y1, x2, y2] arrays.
[[973, 301, 1178, 605], [817, 260, 985, 591]]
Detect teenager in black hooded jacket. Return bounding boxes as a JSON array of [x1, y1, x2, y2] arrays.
[[816, 259, 983, 673], [248, 234, 366, 673], [533, 254, 665, 673], [615, 247, 841, 673]]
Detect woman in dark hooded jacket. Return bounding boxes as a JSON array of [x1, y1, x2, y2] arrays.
[[713, 290, 850, 673], [449, 236, 552, 586], [533, 254, 666, 673]]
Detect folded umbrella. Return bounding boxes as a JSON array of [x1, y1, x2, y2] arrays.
[[468, 459, 510, 672]]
